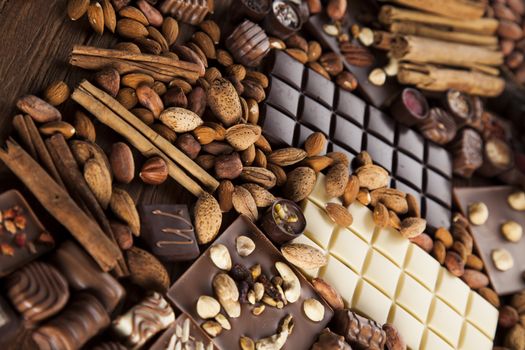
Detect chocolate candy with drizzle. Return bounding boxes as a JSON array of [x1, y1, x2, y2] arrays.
[[6, 261, 69, 323], [112, 292, 176, 349], [32, 293, 110, 350], [139, 204, 199, 261]]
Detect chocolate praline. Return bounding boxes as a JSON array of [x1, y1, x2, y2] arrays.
[[264, 0, 302, 39], [232, 0, 271, 22], [261, 199, 306, 244], [390, 88, 429, 127], [443, 89, 474, 127]]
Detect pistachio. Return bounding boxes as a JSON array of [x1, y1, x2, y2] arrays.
[[210, 244, 232, 271], [196, 296, 221, 319], [236, 235, 256, 257], [303, 299, 325, 322], [468, 202, 489, 225], [501, 220, 523, 242]]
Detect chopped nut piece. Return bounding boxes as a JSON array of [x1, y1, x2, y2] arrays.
[[14, 215, 26, 230], [215, 313, 231, 330], [38, 232, 55, 245], [303, 299, 325, 322], [202, 321, 222, 338], [358, 28, 374, 46], [501, 220, 523, 242], [252, 305, 266, 316], [1, 243, 14, 256], [323, 24, 340, 37], [368, 68, 386, 86], [210, 244, 232, 271], [251, 264, 262, 281], [468, 202, 489, 225], [492, 248, 514, 271], [254, 282, 264, 302], [275, 262, 300, 303], [4, 220, 16, 234], [255, 315, 294, 349]]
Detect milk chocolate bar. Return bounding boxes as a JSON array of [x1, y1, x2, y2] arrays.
[[139, 204, 199, 262], [262, 50, 453, 231], [6, 261, 69, 323], [32, 293, 110, 350], [167, 215, 334, 350], [291, 174, 498, 350], [454, 186, 525, 296], [53, 241, 125, 312], [0, 190, 54, 277], [151, 314, 215, 350], [112, 292, 175, 349]]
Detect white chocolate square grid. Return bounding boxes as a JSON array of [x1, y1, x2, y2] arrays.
[[293, 174, 498, 350]]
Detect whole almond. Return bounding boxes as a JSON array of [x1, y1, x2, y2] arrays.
[[196, 154, 215, 170], [242, 80, 266, 103], [163, 87, 188, 109], [500, 306, 519, 329], [232, 186, 258, 221], [74, 111, 96, 142], [110, 221, 133, 250], [432, 240, 446, 264], [435, 227, 453, 248], [193, 31, 216, 59], [498, 20, 523, 40], [399, 217, 426, 238], [119, 6, 148, 25], [193, 126, 216, 145], [160, 107, 203, 133], [478, 287, 500, 308], [466, 254, 484, 271], [101, 0, 116, 33], [68, 0, 89, 20], [340, 42, 375, 68], [87, 3, 104, 34], [116, 18, 148, 39], [188, 86, 207, 117], [267, 163, 287, 187], [342, 175, 360, 206], [357, 189, 371, 206], [373, 203, 389, 228], [95, 68, 120, 97], [84, 158, 112, 209], [445, 251, 465, 277], [406, 193, 420, 217], [409, 233, 433, 253], [110, 142, 135, 184], [136, 0, 163, 27], [281, 243, 327, 270], [122, 73, 154, 89], [114, 41, 141, 53], [136, 84, 163, 118], [304, 132, 326, 157], [307, 41, 322, 62], [508, 0, 525, 15], [39, 121, 76, 139], [303, 156, 334, 173], [356, 164, 389, 190], [284, 167, 317, 202], [241, 144, 256, 165], [218, 180, 234, 213], [162, 17, 179, 46], [327, 151, 350, 166], [217, 49, 234, 66], [140, 156, 168, 185], [462, 269, 489, 289], [286, 48, 308, 64], [200, 20, 221, 44], [336, 71, 358, 92], [172, 45, 206, 76], [240, 167, 277, 189], [126, 247, 169, 293], [308, 62, 330, 80], [194, 192, 222, 244], [320, 52, 343, 76], [226, 64, 247, 81], [268, 147, 308, 166], [370, 188, 408, 214], [176, 133, 201, 159], [325, 203, 353, 227], [241, 183, 275, 208], [286, 34, 308, 52], [215, 153, 243, 180], [207, 78, 242, 127], [326, 163, 350, 198], [254, 149, 267, 168], [312, 278, 344, 310], [245, 71, 269, 89], [110, 187, 140, 236], [254, 135, 272, 154], [205, 67, 222, 84], [17, 95, 61, 123], [43, 81, 70, 106], [389, 210, 401, 230], [225, 124, 262, 151]]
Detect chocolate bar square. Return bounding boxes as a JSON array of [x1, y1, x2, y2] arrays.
[[262, 50, 454, 231], [139, 204, 199, 262]]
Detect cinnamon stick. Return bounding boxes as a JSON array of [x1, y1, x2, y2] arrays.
[[71, 86, 208, 197], [389, 22, 498, 47], [391, 35, 503, 68], [0, 140, 122, 272], [379, 6, 499, 35], [12, 114, 37, 159], [379, 0, 487, 20], [70, 45, 201, 83], [77, 80, 219, 193], [397, 62, 505, 96]]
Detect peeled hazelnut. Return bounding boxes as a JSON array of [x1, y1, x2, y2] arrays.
[[236, 235, 255, 257], [368, 68, 386, 86], [196, 295, 221, 319], [358, 28, 374, 47], [492, 248, 514, 271], [210, 244, 232, 271], [501, 220, 523, 242], [468, 202, 489, 225], [508, 191, 525, 211], [139, 156, 168, 185], [303, 298, 325, 322]]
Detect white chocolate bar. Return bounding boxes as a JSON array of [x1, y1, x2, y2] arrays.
[[298, 173, 498, 350]]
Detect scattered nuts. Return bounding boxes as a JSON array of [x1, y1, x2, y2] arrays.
[[196, 296, 221, 319], [435, 227, 454, 248], [255, 315, 294, 350], [468, 202, 489, 225], [358, 28, 374, 46], [210, 244, 232, 271], [368, 68, 386, 86], [275, 262, 300, 303], [202, 320, 222, 338], [325, 203, 353, 227], [213, 273, 240, 318], [236, 235, 256, 257], [240, 336, 255, 350], [303, 298, 325, 322], [508, 191, 525, 211], [399, 217, 426, 238], [492, 248, 514, 271], [502, 220, 523, 242], [214, 313, 231, 330]]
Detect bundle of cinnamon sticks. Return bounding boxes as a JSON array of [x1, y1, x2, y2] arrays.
[[375, 3, 505, 96]]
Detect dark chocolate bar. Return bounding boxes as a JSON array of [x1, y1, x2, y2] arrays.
[[6, 261, 69, 323], [139, 204, 199, 262], [0, 190, 54, 277], [167, 215, 334, 350], [32, 293, 110, 350], [454, 186, 525, 296], [262, 50, 453, 230], [53, 241, 125, 313]]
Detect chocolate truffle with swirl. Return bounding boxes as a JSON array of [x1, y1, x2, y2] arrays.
[[6, 261, 69, 324]]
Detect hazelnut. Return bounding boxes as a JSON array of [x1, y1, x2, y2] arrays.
[[501, 220, 523, 242], [492, 248, 514, 271], [468, 202, 489, 225], [508, 191, 525, 211], [368, 68, 386, 86], [358, 27, 374, 47]]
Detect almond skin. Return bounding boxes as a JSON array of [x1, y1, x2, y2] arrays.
[[325, 163, 349, 198], [160, 107, 203, 133], [268, 147, 308, 167], [304, 132, 326, 157], [325, 203, 353, 227], [232, 186, 258, 221], [194, 193, 222, 244], [312, 278, 344, 310], [207, 78, 242, 127], [356, 164, 389, 190], [399, 217, 426, 238], [225, 124, 261, 151], [284, 167, 317, 202]]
